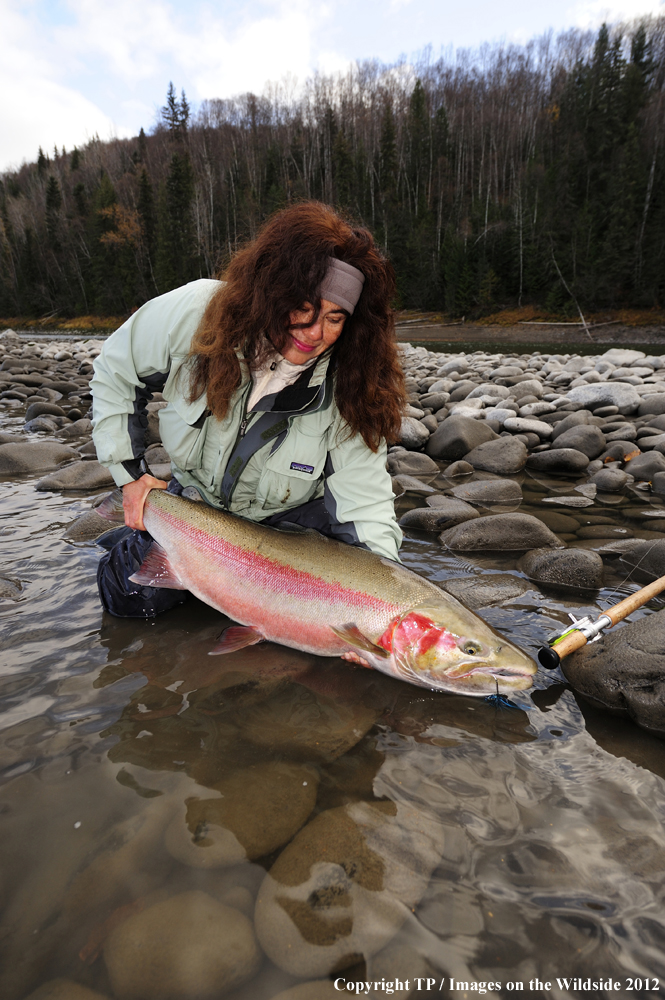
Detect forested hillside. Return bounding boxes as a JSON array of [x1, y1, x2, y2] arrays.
[[1, 19, 664, 319]]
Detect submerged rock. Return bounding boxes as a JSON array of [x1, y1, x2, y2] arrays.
[[104, 891, 260, 1000], [0, 441, 79, 474], [254, 800, 445, 977], [447, 479, 522, 504], [463, 436, 528, 474], [562, 609, 665, 737], [0, 574, 22, 599], [391, 474, 437, 496], [164, 761, 318, 867], [588, 468, 630, 492], [439, 512, 562, 551], [426, 416, 497, 461], [518, 547, 604, 589], [441, 574, 531, 608], [36, 461, 115, 491], [23, 980, 110, 1000], [443, 459, 474, 477], [399, 505, 473, 532]]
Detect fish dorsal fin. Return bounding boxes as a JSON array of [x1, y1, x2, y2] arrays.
[[209, 625, 265, 656], [94, 489, 126, 524], [128, 543, 187, 590], [330, 623, 390, 659]]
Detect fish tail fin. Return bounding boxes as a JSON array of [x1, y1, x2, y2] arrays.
[[95, 489, 126, 524], [129, 542, 187, 590]]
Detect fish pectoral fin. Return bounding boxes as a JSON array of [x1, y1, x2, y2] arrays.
[[94, 489, 126, 524], [128, 543, 187, 590], [330, 623, 391, 659], [209, 625, 265, 656]]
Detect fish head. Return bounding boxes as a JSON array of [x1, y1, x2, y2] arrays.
[[378, 601, 537, 695]]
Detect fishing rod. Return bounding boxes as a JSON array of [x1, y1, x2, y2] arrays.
[[538, 573, 665, 670]]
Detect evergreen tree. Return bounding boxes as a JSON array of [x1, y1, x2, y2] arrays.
[[155, 152, 197, 291]]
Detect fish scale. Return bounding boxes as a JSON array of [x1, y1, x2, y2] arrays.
[[98, 489, 537, 694]]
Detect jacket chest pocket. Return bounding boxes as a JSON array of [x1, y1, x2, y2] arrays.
[[259, 433, 327, 509], [158, 404, 207, 472]]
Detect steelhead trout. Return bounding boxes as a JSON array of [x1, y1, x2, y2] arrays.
[[97, 489, 536, 695]]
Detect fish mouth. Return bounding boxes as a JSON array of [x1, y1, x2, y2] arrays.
[[397, 657, 536, 694]]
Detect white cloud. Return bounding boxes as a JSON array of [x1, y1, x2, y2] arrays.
[[567, 0, 664, 27]]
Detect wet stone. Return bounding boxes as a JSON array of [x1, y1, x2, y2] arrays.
[[441, 573, 531, 608], [531, 510, 579, 533], [24, 417, 58, 433], [526, 448, 590, 475], [439, 512, 562, 551], [576, 525, 634, 539], [104, 891, 261, 1000], [0, 441, 79, 474], [254, 800, 445, 977], [624, 451, 665, 481], [447, 479, 522, 504], [387, 451, 439, 476], [400, 505, 473, 532], [463, 436, 528, 474], [165, 761, 318, 867], [503, 417, 552, 438], [0, 574, 22, 599], [600, 440, 641, 463], [566, 383, 641, 414], [23, 980, 110, 1000], [588, 468, 630, 492], [518, 547, 604, 589], [35, 461, 115, 491], [398, 416, 430, 449], [24, 401, 66, 421], [652, 472, 665, 494], [638, 395, 665, 416], [562, 609, 665, 736], [59, 418, 93, 438], [425, 415, 497, 461], [552, 425, 607, 459], [443, 459, 474, 477]]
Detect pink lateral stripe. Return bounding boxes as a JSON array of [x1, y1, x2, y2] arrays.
[[154, 508, 393, 613]]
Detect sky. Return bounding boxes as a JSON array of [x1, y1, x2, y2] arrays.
[[1, 0, 663, 172]]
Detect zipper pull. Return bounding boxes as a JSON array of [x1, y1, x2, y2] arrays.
[[239, 418, 248, 437]]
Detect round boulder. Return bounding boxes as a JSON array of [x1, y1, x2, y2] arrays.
[[447, 479, 523, 504], [164, 761, 318, 868], [104, 891, 261, 1000], [426, 416, 498, 461], [441, 574, 531, 608], [387, 451, 439, 476], [35, 461, 115, 491], [552, 425, 607, 460], [254, 800, 445, 977], [624, 451, 665, 481], [400, 499, 478, 532], [562, 609, 665, 736], [588, 468, 630, 492], [517, 547, 603, 589], [444, 460, 474, 477], [439, 512, 562, 551], [526, 449, 590, 475], [638, 395, 665, 417], [463, 436, 527, 474], [503, 417, 552, 438], [24, 401, 66, 422], [565, 383, 641, 414], [0, 442, 79, 474], [398, 416, 430, 450]]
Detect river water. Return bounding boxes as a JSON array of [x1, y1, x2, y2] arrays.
[[1, 414, 665, 998]]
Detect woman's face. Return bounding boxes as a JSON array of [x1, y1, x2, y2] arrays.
[[282, 298, 347, 365]]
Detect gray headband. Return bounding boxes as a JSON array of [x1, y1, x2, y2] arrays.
[[319, 258, 365, 314]]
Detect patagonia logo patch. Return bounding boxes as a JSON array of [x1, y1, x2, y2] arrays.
[[290, 462, 314, 474]]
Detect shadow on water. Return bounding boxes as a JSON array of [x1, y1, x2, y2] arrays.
[[1, 473, 665, 998]]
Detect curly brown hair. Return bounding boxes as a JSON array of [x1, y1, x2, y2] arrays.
[[188, 202, 405, 451]]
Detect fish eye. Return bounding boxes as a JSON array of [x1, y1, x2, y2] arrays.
[[462, 642, 481, 656]]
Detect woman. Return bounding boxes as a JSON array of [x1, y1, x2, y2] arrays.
[[92, 202, 406, 617]]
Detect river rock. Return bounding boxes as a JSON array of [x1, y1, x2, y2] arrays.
[[552, 425, 606, 459], [419, 391, 450, 411], [42, 380, 83, 396], [638, 395, 665, 416], [638, 432, 665, 452], [600, 440, 641, 463], [652, 473, 665, 494], [526, 448, 590, 475], [0, 432, 23, 444], [60, 418, 93, 438], [615, 539, 665, 579], [104, 891, 260, 999], [164, 761, 318, 867], [463, 436, 528, 474], [387, 451, 440, 476], [391, 474, 436, 496], [624, 451, 665, 481], [0, 574, 22, 599], [509, 379, 544, 401], [400, 499, 478, 532], [518, 547, 603, 589], [444, 460, 474, 477], [532, 510, 579, 532], [466, 383, 510, 400], [503, 417, 552, 438], [601, 349, 645, 366], [448, 380, 478, 400], [562, 609, 665, 736], [0, 442, 79, 474], [35, 461, 115, 491], [24, 417, 58, 433], [425, 416, 497, 461], [441, 574, 531, 608], [398, 416, 430, 449], [565, 383, 640, 414], [439, 512, 562, 551], [550, 411, 591, 439], [272, 983, 339, 1000], [254, 800, 445, 977], [448, 479, 522, 503], [588, 468, 630, 492], [24, 401, 67, 422], [23, 980, 110, 1000]]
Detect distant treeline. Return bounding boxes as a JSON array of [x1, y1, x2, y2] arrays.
[[1, 19, 665, 319]]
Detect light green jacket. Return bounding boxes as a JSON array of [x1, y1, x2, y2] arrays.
[[91, 279, 402, 561]]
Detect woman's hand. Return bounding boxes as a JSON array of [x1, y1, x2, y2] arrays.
[[122, 474, 168, 531]]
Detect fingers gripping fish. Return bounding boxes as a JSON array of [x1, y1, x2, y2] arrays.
[[97, 489, 536, 696]]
